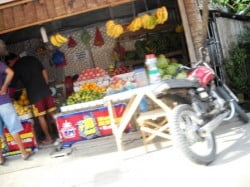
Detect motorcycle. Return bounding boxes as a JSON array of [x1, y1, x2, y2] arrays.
[[163, 48, 249, 165]]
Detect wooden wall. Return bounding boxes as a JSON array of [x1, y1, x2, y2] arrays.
[[0, 0, 133, 34], [215, 17, 250, 58]]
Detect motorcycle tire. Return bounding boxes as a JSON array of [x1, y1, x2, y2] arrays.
[[170, 104, 216, 165], [216, 87, 249, 123]]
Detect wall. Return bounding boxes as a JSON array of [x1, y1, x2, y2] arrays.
[[7, 20, 135, 82], [215, 17, 250, 58]]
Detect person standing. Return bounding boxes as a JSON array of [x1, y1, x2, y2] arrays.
[[0, 40, 33, 164], [6, 53, 57, 145]]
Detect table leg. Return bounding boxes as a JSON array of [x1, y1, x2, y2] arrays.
[[106, 93, 144, 152]]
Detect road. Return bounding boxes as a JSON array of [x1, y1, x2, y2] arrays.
[[1, 116, 250, 187]]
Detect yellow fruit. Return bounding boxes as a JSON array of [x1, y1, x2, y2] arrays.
[[175, 24, 184, 33], [18, 100, 24, 106], [113, 24, 124, 38], [23, 100, 30, 106], [147, 15, 157, 30], [127, 17, 142, 32], [106, 20, 115, 31], [50, 35, 61, 47], [141, 14, 151, 29], [156, 6, 168, 24], [55, 33, 68, 44], [20, 95, 26, 101]]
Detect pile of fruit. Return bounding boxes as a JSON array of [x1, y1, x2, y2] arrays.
[[81, 82, 106, 93], [16, 89, 30, 106], [157, 55, 187, 80], [108, 77, 126, 91], [50, 33, 68, 47], [64, 90, 105, 105], [106, 77, 136, 95], [106, 20, 124, 39], [13, 89, 32, 116], [110, 66, 130, 76], [13, 102, 32, 116], [77, 67, 108, 82]]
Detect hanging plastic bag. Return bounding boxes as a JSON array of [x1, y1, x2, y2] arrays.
[[94, 27, 104, 46], [68, 36, 77, 48], [52, 49, 67, 67], [81, 30, 91, 45]]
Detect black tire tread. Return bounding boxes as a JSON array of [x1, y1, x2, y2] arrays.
[[170, 104, 216, 165]]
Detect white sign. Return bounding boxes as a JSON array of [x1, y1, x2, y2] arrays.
[[74, 50, 89, 62]]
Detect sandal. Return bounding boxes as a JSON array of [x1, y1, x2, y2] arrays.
[[0, 156, 5, 165], [22, 151, 34, 161]]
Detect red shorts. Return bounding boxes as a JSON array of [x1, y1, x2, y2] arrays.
[[32, 95, 56, 117]]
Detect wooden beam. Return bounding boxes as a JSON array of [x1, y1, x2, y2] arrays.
[[0, 0, 34, 10], [177, 0, 197, 63], [0, 0, 134, 35]]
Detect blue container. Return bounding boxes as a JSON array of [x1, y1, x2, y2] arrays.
[[139, 97, 148, 113]]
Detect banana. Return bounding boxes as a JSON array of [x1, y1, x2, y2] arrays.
[[105, 19, 124, 39], [50, 35, 61, 47], [112, 25, 124, 38], [106, 20, 115, 31], [156, 6, 168, 24], [107, 24, 116, 37], [55, 33, 68, 44], [127, 17, 142, 32], [147, 15, 157, 30], [141, 14, 151, 29], [175, 24, 184, 33]]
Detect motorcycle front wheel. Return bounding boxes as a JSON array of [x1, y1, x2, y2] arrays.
[[170, 104, 216, 165]]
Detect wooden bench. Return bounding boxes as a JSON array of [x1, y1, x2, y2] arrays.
[[137, 108, 171, 152]]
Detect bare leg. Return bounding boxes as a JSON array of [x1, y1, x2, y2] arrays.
[[11, 133, 29, 157], [38, 115, 52, 142], [0, 138, 3, 163], [48, 112, 59, 137]]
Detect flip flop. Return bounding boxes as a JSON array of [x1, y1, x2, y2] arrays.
[[0, 156, 5, 165], [22, 151, 34, 161]]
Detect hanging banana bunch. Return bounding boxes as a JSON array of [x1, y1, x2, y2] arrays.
[[105, 20, 124, 39], [156, 6, 168, 24], [127, 17, 142, 32], [50, 33, 68, 47], [105, 6, 169, 37]]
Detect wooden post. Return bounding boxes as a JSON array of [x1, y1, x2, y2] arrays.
[[183, 0, 204, 61]]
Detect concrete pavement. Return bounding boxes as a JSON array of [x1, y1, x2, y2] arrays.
[[1, 116, 250, 187]]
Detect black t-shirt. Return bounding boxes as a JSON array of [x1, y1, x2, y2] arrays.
[[12, 56, 51, 103]]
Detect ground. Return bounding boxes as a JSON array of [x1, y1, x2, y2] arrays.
[[1, 115, 250, 187]]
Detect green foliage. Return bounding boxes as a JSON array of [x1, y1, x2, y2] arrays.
[[212, 0, 250, 15], [225, 44, 248, 93]]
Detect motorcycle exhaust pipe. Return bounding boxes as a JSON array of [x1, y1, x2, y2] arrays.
[[198, 111, 230, 136]]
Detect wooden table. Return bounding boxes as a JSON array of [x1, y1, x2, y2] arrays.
[[103, 82, 173, 152]]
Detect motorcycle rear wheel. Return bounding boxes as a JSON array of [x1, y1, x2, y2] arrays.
[[170, 104, 216, 165]]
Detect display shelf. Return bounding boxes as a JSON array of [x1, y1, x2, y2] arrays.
[[60, 99, 104, 113], [19, 113, 33, 121]]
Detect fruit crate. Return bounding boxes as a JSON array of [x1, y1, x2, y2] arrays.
[[73, 75, 111, 92], [114, 72, 135, 82]]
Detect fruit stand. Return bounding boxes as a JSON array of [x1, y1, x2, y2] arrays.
[[0, 0, 194, 152]]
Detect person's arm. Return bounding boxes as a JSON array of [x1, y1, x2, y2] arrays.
[[0, 67, 14, 95], [42, 69, 49, 85]]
